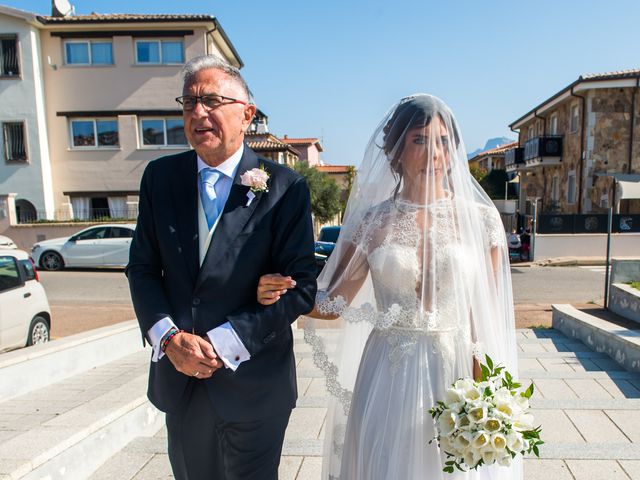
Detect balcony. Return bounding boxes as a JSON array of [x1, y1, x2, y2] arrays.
[[524, 136, 563, 168], [504, 146, 525, 172]]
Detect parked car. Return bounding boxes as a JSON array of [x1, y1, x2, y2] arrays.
[[0, 235, 17, 249], [314, 226, 341, 274], [0, 248, 51, 351], [31, 224, 136, 271]]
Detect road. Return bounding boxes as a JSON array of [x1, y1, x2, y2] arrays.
[[38, 265, 608, 338]]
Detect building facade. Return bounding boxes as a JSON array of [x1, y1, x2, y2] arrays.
[[0, 7, 242, 221], [468, 141, 516, 173], [506, 69, 640, 216]]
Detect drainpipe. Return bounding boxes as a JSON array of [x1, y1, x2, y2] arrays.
[[570, 86, 587, 213], [628, 77, 640, 175]]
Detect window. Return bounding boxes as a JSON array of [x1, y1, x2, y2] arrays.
[[73, 226, 109, 241], [3, 122, 27, 162], [140, 118, 187, 147], [549, 114, 558, 135], [109, 227, 134, 239], [527, 126, 535, 140], [0, 35, 19, 76], [19, 259, 36, 281], [0, 256, 21, 292], [135, 40, 184, 64], [70, 119, 119, 148], [64, 40, 113, 65], [567, 170, 576, 204], [570, 104, 580, 133]]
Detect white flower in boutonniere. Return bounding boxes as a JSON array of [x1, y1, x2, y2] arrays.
[[240, 166, 270, 193]]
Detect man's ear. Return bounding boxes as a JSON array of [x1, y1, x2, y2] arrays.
[[243, 104, 257, 128]]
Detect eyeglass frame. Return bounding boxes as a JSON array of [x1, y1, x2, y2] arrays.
[[175, 93, 249, 111]]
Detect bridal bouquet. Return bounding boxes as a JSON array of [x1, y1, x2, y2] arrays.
[[429, 355, 543, 473]]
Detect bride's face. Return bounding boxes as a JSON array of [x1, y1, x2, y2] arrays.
[[400, 116, 450, 182]]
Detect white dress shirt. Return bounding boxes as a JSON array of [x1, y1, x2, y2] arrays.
[[147, 145, 251, 371]]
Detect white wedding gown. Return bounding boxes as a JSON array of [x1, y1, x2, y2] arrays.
[[306, 198, 521, 480]]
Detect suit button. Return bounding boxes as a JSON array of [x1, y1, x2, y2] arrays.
[[235, 356, 240, 361], [192, 298, 200, 306]]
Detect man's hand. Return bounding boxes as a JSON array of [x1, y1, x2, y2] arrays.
[[257, 273, 296, 305], [165, 331, 222, 379]]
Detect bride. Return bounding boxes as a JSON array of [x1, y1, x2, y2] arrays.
[[257, 94, 521, 479]]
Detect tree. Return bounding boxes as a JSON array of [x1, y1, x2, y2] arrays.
[[469, 165, 487, 184], [479, 169, 516, 199], [293, 162, 342, 223]]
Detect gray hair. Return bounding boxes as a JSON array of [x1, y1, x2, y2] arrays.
[[181, 55, 253, 102]]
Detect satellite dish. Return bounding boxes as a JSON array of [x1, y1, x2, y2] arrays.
[[52, 0, 74, 17]]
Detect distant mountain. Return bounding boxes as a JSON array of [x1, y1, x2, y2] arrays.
[[467, 137, 515, 160]]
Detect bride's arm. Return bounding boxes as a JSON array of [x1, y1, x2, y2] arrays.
[[257, 240, 369, 319]]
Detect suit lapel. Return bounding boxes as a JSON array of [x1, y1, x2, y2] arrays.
[[171, 150, 199, 286], [196, 147, 263, 288]]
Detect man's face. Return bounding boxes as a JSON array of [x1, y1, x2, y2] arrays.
[[182, 68, 255, 165]]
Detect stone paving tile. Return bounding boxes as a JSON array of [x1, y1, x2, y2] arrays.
[[297, 358, 321, 372], [304, 378, 328, 397], [531, 409, 585, 443], [518, 358, 546, 372], [565, 358, 602, 372], [539, 357, 575, 373], [520, 343, 548, 353], [524, 459, 574, 480], [565, 410, 631, 443], [90, 451, 154, 480], [279, 456, 302, 480], [599, 379, 640, 399], [620, 460, 640, 479], [296, 456, 322, 480], [298, 377, 312, 396], [534, 379, 579, 399], [607, 410, 640, 443], [593, 358, 628, 371], [565, 379, 615, 399], [284, 408, 326, 440], [566, 459, 631, 479], [131, 454, 172, 479]]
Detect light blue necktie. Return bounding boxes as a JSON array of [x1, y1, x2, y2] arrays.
[[200, 168, 221, 230]]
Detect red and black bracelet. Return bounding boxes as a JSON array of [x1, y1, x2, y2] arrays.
[[160, 328, 183, 353]]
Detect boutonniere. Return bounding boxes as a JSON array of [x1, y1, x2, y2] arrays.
[[240, 166, 269, 206]]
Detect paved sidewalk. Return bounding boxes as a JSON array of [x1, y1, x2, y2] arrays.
[[85, 327, 640, 480]]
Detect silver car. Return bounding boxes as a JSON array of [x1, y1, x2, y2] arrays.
[[31, 224, 136, 271]]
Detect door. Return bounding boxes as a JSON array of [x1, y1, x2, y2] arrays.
[[0, 255, 27, 349], [101, 226, 134, 266], [61, 226, 109, 267]]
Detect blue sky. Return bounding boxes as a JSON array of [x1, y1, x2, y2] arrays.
[[6, 0, 640, 165]]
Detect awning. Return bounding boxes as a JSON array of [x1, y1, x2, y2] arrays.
[[617, 180, 640, 200]]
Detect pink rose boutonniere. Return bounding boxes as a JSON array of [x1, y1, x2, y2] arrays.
[[240, 166, 269, 206]]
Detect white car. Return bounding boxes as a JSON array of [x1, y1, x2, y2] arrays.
[[0, 235, 17, 249], [0, 248, 51, 351], [31, 224, 136, 271]]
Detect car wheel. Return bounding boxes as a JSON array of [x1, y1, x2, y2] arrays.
[[27, 315, 50, 346], [40, 251, 64, 271]]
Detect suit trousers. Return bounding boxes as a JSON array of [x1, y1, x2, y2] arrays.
[[166, 379, 291, 480]]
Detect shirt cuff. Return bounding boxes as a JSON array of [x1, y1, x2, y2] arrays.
[[207, 322, 251, 371], [148, 317, 177, 363]]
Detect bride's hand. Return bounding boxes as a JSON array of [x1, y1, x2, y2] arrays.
[[473, 357, 482, 382], [257, 273, 296, 305]]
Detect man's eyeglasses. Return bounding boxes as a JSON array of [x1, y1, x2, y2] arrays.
[[175, 94, 248, 111]]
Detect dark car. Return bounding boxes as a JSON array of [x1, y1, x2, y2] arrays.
[[314, 226, 341, 274]]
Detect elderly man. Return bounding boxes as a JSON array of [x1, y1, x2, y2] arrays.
[[126, 55, 317, 479]]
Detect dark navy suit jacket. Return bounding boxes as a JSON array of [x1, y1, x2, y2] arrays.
[[126, 146, 317, 422]]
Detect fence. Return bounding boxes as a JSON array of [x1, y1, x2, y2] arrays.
[[537, 214, 640, 234], [16, 207, 138, 224]]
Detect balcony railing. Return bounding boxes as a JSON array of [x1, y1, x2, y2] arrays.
[[15, 207, 138, 224], [504, 147, 525, 172], [524, 136, 563, 167]]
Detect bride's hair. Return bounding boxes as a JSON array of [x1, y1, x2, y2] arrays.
[[382, 95, 460, 199]]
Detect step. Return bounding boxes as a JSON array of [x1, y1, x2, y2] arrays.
[[553, 304, 640, 373], [0, 350, 163, 480]]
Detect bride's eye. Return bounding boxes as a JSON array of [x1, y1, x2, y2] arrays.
[[413, 135, 426, 145], [440, 136, 450, 149]]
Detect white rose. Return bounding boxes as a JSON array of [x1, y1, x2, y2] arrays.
[[490, 433, 507, 451], [464, 449, 481, 469], [484, 417, 502, 432], [472, 431, 490, 449], [512, 412, 535, 432], [445, 387, 464, 404], [498, 453, 513, 467], [506, 432, 524, 452], [482, 449, 497, 465], [438, 409, 458, 436]]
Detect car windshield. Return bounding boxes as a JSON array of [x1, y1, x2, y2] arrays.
[[319, 227, 340, 243]]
